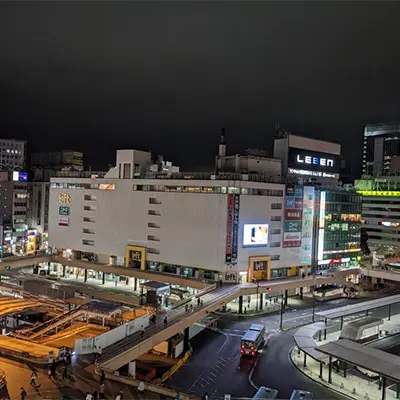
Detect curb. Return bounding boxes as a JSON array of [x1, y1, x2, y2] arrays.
[[289, 346, 355, 400]]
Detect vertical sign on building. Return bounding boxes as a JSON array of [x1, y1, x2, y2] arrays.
[[226, 194, 239, 264], [283, 184, 303, 247], [317, 191, 326, 262], [301, 186, 315, 264]]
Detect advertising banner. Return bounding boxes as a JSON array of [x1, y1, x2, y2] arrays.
[[284, 221, 302, 232], [300, 186, 315, 264], [287, 147, 341, 174], [232, 194, 240, 262], [226, 194, 240, 264], [59, 206, 70, 216], [283, 184, 304, 248], [284, 210, 302, 220]]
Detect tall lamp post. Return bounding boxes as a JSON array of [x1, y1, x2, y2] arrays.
[[312, 276, 316, 323], [279, 291, 284, 330]]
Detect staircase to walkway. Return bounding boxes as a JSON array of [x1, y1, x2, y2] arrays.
[[97, 284, 239, 372]]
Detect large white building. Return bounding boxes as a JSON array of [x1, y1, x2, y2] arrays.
[[48, 150, 315, 283]]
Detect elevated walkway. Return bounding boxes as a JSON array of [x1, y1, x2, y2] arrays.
[[97, 285, 239, 371], [361, 267, 400, 283]]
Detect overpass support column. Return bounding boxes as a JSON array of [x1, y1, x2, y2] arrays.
[[102, 272, 105, 285], [134, 277, 137, 291], [324, 319, 327, 340], [396, 383, 399, 399], [62, 265, 66, 278], [84, 269, 88, 283], [328, 356, 332, 384], [184, 327, 190, 352], [343, 362, 347, 378], [382, 377, 387, 400], [303, 352, 307, 367], [319, 362, 323, 379], [284, 290, 288, 306], [259, 293, 263, 311], [128, 361, 136, 378], [299, 287, 303, 300], [340, 316, 344, 330], [388, 304, 392, 321], [238, 296, 243, 314]]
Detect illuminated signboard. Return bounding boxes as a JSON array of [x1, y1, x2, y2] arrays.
[[243, 224, 269, 246], [12, 171, 28, 182], [317, 191, 326, 261], [59, 206, 70, 216], [287, 148, 341, 175], [357, 190, 400, 197], [59, 193, 71, 204]]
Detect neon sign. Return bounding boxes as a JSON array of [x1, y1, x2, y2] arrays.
[[296, 155, 334, 167]]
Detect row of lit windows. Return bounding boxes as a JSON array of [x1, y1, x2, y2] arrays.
[[134, 184, 284, 197], [51, 182, 115, 190], [325, 213, 362, 222]]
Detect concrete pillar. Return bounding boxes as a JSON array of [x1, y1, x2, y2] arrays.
[[84, 269, 88, 282], [328, 356, 332, 384], [382, 377, 386, 400], [340, 316, 344, 330], [388, 304, 392, 321], [303, 352, 307, 367], [134, 277, 137, 291], [167, 340, 173, 357], [238, 296, 243, 314], [343, 362, 347, 378], [62, 265, 66, 278], [284, 290, 288, 306], [259, 293, 263, 311], [319, 362, 323, 379], [300, 287, 303, 300], [324, 319, 327, 340], [396, 383, 399, 399], [102, 272, 105, 285], [184, 327, 190, 352], [128, 361, 136, 378]]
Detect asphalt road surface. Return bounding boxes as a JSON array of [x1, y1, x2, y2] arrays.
[[168, 294, 400, 400]]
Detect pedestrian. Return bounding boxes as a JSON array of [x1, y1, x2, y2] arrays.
[[200, 299, 203, 306], [86, 392, 93, 400], [219, 279, 223, 287], [138, 380, 145, 394], [190, 304, 193, 311], [63, 364, 68, 380], [92, 390, 98, 400], [48, 366, 52, 380], [140, 325, 144, 336], [30, 370, 37, 387], [96, 345, 102, 359], [185, 304, 188, 312], [203, 393, 209, 400], [115, 394, 121, 400], [51, 361, 56, 378], [163, 316, 167, 326], [119, 389, 123, 400], [20, 387, 27, 400], [99, 383, 105, 399], [197, 298, 200, 306], [100, 371, 105, 385], [151, 314, 156, 323], [175, 390, 181, 400]]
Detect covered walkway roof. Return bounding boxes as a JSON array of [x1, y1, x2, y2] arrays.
[[293, 322, 329, 363], [318, 339, 400, 382], [315, 294, 400, 320]]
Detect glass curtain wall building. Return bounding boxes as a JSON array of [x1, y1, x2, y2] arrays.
[[313, 189, 362, 272]]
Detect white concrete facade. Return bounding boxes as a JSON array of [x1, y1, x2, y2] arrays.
[[48, 175, 307, 276]]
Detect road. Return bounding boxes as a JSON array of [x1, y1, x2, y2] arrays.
[[167, 293, 400, 400]]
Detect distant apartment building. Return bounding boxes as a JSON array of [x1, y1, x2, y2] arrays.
[[0, 171, 28, 255], [27, 182, 50, 248], [30, 150, 84, 181], [0, 139, 26, 171], [363, 122, 400, 176]]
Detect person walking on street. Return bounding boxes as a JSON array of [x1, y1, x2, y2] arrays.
[[140, 325, 144, 336], [138, 380, 145, 394], [119, 389, 123, 400], [99, 383, 105, 399], [30, 370, 37, 387], [175, 390, 181, 400], [20, 387, 27, 400], [100, 371, 105, 385], [185, 303, 188, 312], [197, 298, 200, 306], [86, 392, 93, 400], [219, 279, 223, 287], [163, 316, 167, 326], [92, 390, 98, 400], [48, 366, 52, 380], [63, 364, 68, 380]]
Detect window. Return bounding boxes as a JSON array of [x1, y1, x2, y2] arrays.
[[84, 194, 97, 201], [15, 193, 27, 199], [270, 216, 282, 222], [99, 184, 115, 190], [148, 210, 161, 216], [270, 228, 281, 235], [82, 239, 95, 246], [149, 198, 162, 205], [147, 235, 160, 241], [123, 163, 131, 179], [270, 255, 280, 261], [271, 203, 282, 210], [147, 248, 160, 254], [269, 242, 281, 248], [148, 222, 161, 228], [84, 205, 96, 211], [83, 217, 95, 223], [83, 228, 95, 234]]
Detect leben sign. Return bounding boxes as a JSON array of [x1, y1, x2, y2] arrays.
[[296, 155, 334, 167]]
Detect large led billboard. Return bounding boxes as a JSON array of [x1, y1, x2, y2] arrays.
[[243, 224, 268, 246], [287, 148, 341, 174], [12, 171, 28, 182]]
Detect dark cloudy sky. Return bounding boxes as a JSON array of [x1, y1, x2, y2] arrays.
[[1, 2, 400, 172]]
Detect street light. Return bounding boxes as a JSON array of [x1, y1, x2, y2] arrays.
[[312, 276, 316, 323]]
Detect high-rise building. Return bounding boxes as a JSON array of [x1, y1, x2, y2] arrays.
[[0, 139, 26, 171], [363, 122, 400, 176]]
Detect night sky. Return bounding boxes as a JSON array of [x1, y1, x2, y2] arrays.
[[1, 2, 400, 173]]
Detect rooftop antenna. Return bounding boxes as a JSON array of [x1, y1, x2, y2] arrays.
[[218, 127, 227, 158], [275, 122, 281, 136]]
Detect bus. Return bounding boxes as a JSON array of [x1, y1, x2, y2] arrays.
[[241, 324, 266, 356], [252, 387, 278, 399], [289, 390, 313, 400]]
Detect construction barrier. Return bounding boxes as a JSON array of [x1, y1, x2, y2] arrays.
[[161, 345, 192, 383]]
